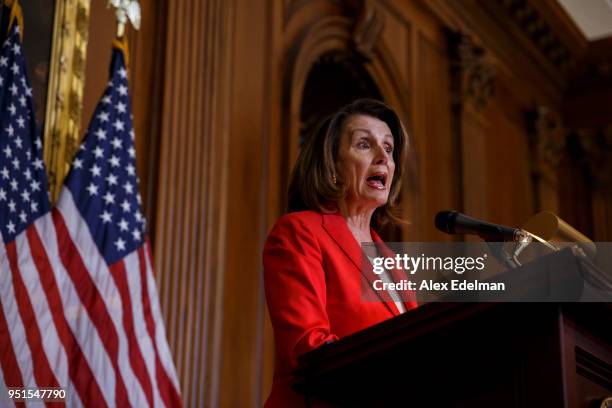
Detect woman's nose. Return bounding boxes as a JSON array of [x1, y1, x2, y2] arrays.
[[373, 145, 388, 164]]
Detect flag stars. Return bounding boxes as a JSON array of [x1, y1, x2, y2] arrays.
[[106, 173, 118, 186], [98, 111, 110, 123], [10, 62, 19, 75], [73, 158, 83, 169], [25, 86, 32, 97], [24, 168, 32, 180], [12, 42, 20, 55], [7, 103, 16, 116], [112, 119, 124, 132], [102, 95, 112, 104], [128, 147, 135, 158], [118, 84, 128, 95], [12, 157, 19, 169], [123, 181, 133, 194], [16, 116, 25, 128], [0, 188, 6, 201], [100, 211, 112, 223], [33, 158, 44, 169], [120, 199, 130, 212], [10, 179, 17, 191], [30, 201, 38, 213], [95, 128, 107, 140], [103, 191, 115, 205], [19, 211, 27, 223], [34, 138, 42, 150], [14, 136, 22, 148], [135, 211, 143, 222], [118, 67, 127, 78], [18, 95, 26, 107], [118, 218, 129, 232], [115, 238, 126, 251], [93, 146, 104, 158], [111, 138, 122, 149], [7, 221, 15, 233], [6, 124, 14, 136], [127, 164, 135, 176], [3, 145, 11, 158], [90, 164, 102, 177], [109, 155, 120, 167], [30, 180, 40, 192], [132, 228, 142, 241], [1, 167, 9, 179], [20, 190, 30, 202], [86, 183, 98, 196], [8, 200, 16, 212], [116, 102, 126, 113], [0, 56, 7, 66]]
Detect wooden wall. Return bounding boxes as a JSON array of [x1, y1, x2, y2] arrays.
[[80, 0, 612, 406]]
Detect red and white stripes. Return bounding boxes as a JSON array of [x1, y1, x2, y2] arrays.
[[0, 190, 181, 407]]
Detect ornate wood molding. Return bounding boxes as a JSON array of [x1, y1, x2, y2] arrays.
[[43, 0, 90, 202], [448, 32, 495, 112], [345, 0, 384, 60], [525, 106, 565, 211], [577, 127, 612, 189], [494, 0, 579, 76], [526, 106, 566, 171]]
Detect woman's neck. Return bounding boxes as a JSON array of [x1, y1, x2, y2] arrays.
[[344, 207, 375, 244]]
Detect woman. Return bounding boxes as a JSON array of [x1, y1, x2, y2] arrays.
[[263, 99, 417, 407]]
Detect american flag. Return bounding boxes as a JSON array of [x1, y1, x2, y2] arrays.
[[0, 25, 181, 407], [0, 23, 57, 401]]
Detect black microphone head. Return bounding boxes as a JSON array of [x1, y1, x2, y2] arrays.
[[435, 210, 459, 234]]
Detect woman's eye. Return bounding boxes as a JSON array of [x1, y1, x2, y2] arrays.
[[357, 141, 370, 149], [385, 145, 394, 153]]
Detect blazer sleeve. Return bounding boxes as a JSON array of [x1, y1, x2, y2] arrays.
[[263, 214, 339, 370]]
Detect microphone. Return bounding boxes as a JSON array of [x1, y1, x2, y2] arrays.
[[435, 210, 523, 242]]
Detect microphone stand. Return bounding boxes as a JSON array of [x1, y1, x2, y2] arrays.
[[485, 230, 557, 269]]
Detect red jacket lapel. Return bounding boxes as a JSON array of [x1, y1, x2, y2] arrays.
[[321, 213, 399, 316]]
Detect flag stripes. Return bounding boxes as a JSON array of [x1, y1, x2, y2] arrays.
[[34, 213, 117, 408], [51, 206, 132, 408], [108, 260, 155, 407], [26, 224, 107, 407], [139, 245, 182, 407], [0, 275, 25, 391], [7, 236, 62, 392]]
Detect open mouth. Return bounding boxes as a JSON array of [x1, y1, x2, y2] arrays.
[[366, 172, 387, 190]]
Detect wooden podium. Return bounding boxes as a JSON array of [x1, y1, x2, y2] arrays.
[[294, 250, 612, 407]]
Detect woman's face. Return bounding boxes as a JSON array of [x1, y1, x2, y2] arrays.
[[337, 114, 395, 212]]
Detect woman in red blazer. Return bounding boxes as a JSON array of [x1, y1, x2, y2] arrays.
[[264, 99, 417, 407]]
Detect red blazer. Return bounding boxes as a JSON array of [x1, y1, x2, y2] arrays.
[[263, 210, 417, 407]]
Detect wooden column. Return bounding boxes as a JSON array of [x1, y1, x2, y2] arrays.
[[150, 0, 236, 405]]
